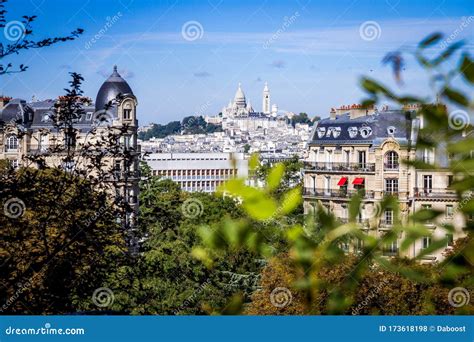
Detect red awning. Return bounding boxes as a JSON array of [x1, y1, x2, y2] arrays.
[[337, 177, 348, 186], [353, 177, 365, 185]]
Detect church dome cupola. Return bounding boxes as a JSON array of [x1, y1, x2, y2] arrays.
[[95, 65, 134, 113], [233, 83, 247, 109]]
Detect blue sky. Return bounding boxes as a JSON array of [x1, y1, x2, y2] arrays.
[[1, 0, 473, 124]]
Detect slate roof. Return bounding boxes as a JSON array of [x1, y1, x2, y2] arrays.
[[0, 66, 134, 132], [310, 110, 415, 148]]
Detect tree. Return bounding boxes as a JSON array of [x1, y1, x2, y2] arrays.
[[0, 168, 126, 314], [92, 173, 263, 314], [290, 113, 313, 127], [0, 0, 83, 75], [246, 253, 464, 315]]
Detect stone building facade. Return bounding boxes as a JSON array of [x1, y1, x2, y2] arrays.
[[303, 106, 465, 262], [0, 66, 140, 230]]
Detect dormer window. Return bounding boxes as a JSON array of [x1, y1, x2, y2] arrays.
[[387, 126, 396, 135], [41, 112, 52, 123], [348, 127, 358, 138], [317, 127, 326, 138], [86, 112, 93, 121], [359, 127, 372, 138]]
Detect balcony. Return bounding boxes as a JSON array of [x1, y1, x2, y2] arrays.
[[338, 217, 369, 226], [381, 191, 409, 198], [413, 188, 457, 198], [303, 187, 375, 199], [379, 219, 394, 228], [304, 162, 375, 173]]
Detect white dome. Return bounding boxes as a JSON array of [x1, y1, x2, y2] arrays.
[[234, 83, 246, 101]]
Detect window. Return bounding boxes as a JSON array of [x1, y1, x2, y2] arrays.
[[344, 150, 350, 165], [384, 151, 399, 170], [325, 150, 332, 169], [39, 134, 49, 152], [324, 176, 331, 195], [384, 240, 398, 255], [86, 112, 93, 120], [448, 175, 454, 187], [387, 126, 396, 135], [64, 132, 76, 149], [446, 205, 454, 218], [359, 127, 372, 138], [422, 148, 434, 164], [358, 151, 366, 168], [384, 209, 393, 225], [123, 109, 132, 120], [422, 236, 431, 249], [10, 159, 19, 169], [341, 205, 348, 221], [385, 178, 399, 194], [423, 175, 433, 192], [41, 112, 52, 123], [6, 135, 18, 151], [446, 234, 454, 247], [422, 204, 432, 224], [123, 135, 131, 149]]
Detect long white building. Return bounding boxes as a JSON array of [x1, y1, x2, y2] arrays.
[[144, 152, 248, 192]]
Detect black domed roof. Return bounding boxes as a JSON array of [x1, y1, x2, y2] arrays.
[[95, 66, 133, 112]]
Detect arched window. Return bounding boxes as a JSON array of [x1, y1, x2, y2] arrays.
[[6, 135, 18, 152], [384, 151, 399, 170]]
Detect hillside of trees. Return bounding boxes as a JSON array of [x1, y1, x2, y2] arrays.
[[138, 116, 222, 140]]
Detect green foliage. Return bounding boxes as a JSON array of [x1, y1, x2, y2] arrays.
[[138, 116, 222, 140], [96, 172, 263, 314], [0, 167, 125, 314], [290, 113, 314, 127]]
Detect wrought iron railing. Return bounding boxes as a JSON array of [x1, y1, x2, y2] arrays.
[[303, 162, 375, 172]]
